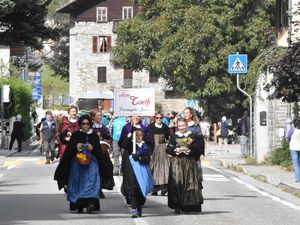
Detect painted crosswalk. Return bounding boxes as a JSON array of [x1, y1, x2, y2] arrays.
[[203, 174, 230, 182]]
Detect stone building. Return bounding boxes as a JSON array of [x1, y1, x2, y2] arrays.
[[254, 0, 299, 162], [58, 0, 187, 112]]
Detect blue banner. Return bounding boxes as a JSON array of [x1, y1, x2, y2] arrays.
[[32, 73, 42, 100], [113, 117, 125, 141]]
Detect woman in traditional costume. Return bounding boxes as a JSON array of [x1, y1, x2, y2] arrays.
[[166, 119, 205, 214], [58, 106, 79, 159], [183, 107, 202, 136], [54, 114, 102, 213], [147, 111, 170, 196], [120, 128, 153, 218]]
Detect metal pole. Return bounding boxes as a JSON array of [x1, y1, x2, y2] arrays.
[[0, 85, 4, 148], [237, 75, 253, 158]]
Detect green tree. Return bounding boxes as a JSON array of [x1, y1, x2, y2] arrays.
[[112, 0, 275, 117], [0, 0, 58, 49], [44, 0, 70, 80]]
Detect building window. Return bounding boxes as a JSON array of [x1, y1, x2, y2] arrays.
[[92, 36, 111, 53], [124, 69, 133, 88], [122, 6, 133, 20], [276, 0, 289, 30], [113, 20, 122, 33], [149, 71, 158, 83], [96, 7, 107, 22], [98, 67, 107, 83]]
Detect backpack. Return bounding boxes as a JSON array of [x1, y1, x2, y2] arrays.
[[220, 122, 229, 137]]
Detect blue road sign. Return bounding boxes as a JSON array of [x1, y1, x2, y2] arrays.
[[228, 54, 248, 74]]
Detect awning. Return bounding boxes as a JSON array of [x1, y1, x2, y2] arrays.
[[78, 90, 114, 100]]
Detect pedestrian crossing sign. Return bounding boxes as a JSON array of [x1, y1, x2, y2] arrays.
[[228, 54, 248, 74]]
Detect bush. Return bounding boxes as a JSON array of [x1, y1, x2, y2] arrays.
[[0, 78, 32, 140], [267, 140, 292, 169]]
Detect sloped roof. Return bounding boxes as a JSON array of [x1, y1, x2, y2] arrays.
[[57, 0, 104, 14]]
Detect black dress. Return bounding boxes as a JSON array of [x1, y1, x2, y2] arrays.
[[147, 123, 170, 192], [54, 130, 105, 211], [120, 136, 151, 210], [166, 131, 205, 212]]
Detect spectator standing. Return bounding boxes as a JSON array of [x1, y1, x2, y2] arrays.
[[9, 115, 25, 152], [237, 111, 250, 158], [218, 116, 229, 153], [287, 119, 300, 183], [200, 117, 211, 154]]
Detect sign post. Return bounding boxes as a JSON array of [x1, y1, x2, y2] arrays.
[[228, 53, 253, 158], [114, 88, 155, 154]]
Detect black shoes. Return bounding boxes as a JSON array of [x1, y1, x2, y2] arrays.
[[161, 189, 168, 196], [77, 208, 83, 213], [99, 190, 105, 199], [131, 209, 142, 218], [175, 208, 181, 214], [87, 204, 95, 214]]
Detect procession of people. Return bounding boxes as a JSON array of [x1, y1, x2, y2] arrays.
[[46, 103, 207, 217]]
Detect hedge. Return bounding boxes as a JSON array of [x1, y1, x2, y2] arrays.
[[0, 78, 32, 140]]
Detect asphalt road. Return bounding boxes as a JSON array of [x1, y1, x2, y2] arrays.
[[0, 149, 300, 225]]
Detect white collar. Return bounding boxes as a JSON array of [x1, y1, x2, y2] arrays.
[[187, 121, 195, 127], [132, 123, 141, 128], [136, 141, 145, 148], [69, 117, 77, 123], [175, 131, 192, 137], [80, 129, 93, 134], [155, 123, 163, 128]]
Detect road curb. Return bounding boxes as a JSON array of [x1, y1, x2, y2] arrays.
[[278, 182, 300, 196], [219, 159, 300, 197]]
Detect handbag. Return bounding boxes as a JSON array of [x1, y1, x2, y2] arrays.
[[76, 136, 90, 165]]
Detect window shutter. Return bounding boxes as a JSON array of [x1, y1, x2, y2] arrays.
[[107, 36, 112, 51], [124, 69, 133, 79], [97, 67, 107, 83], [149, 71, 158, 83], [93, 36, 98, 53]]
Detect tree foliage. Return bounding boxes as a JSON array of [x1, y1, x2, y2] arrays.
[[44, 0, 70, 80], [112, 0, 275, 110], [267, 42, 300, 102], [0, 0, 59, 49]]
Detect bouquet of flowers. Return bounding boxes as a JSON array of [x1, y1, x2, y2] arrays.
[[76, 143, 90, 165], [174, 137, 193, 155]]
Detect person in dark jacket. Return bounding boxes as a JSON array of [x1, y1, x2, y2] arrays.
[[166, 118, 205, 214], [120, 128, 153, 218], [40, 111, 56, 164], [54, 114, 102, 214], [9, 115, 25, 152]]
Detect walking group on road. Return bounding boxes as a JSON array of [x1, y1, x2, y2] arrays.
[[50, 106, 208, 217]]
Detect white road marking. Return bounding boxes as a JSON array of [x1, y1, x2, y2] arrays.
[[203, 174, 230, 182], [115, 176, 150, 225], [7, 165, 15, 170], [232, 177, 300, 211], [0, 174, 3, 179]]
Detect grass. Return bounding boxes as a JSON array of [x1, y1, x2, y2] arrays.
[[245, 157, 257, 165]]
